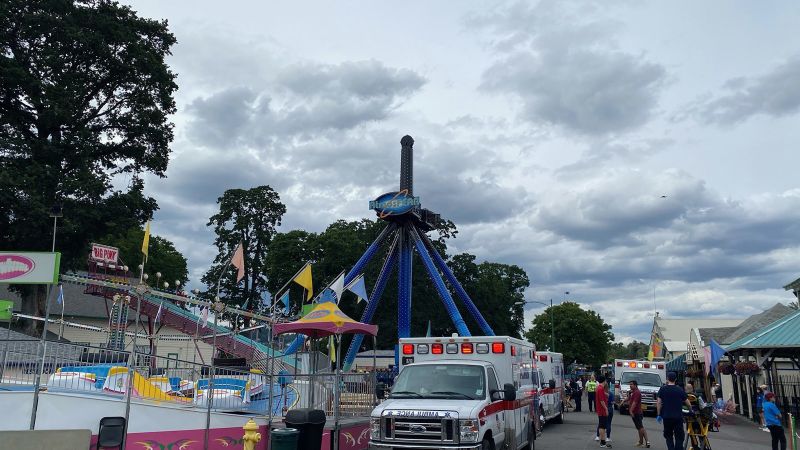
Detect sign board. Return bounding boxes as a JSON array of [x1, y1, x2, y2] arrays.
[[0, 252, 61, 284], [369, 190, 420, 219], [0, 300, 12, 321], [90, 243, 120, 264]]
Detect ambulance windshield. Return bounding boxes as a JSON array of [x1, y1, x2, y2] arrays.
[[621, 372, 662, 387], [391, 364, 485, 400]]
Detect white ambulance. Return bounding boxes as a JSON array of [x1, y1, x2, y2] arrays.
[[613, 359, 666, 415], [369, 336, 538, 450], [532, 351, 565, 424]]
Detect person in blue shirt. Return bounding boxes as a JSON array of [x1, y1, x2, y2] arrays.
[[656, 372, 693, 450], [756, 385, 767, 431], [763, 392, 786, 450]]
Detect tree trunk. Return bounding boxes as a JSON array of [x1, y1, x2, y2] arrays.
[[20, 285, 47, 336]]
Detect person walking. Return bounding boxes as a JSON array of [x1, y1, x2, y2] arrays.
[[626, 380, 651, 448], [657, 371, 692, 450], [595, 375, 611, 448], [764, 392, 786, 450], [587, 374, 598, 412], [572, 377, 582, 412], [595, 378, 615, 444]]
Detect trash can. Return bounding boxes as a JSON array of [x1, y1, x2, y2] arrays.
[[270, 427, 299, 450], [285, 408, 326, 450]]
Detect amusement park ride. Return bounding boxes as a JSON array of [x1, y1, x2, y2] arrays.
[[338, 135, 496, 370]]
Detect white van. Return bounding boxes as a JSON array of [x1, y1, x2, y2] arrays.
[[369, 336, 538, 450], [533, 351, 565, 424], [613, 359, 666, 414]]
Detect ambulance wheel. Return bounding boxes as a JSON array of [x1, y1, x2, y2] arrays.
[[481, 437, 493, 450], [552, 407, 563, 424]]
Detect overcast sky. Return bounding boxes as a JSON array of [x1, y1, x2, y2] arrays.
[[122, 0, 800, 343]]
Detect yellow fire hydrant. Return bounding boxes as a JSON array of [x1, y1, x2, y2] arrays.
[[242, 418, 261, 450]]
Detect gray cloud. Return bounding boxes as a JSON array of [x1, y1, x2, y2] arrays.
[[472, 2, 667, 135], [185, 60, 426, 148], [689, 56, 800, 124]]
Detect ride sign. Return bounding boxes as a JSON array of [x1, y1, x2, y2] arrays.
[[369, 190, 420, 219], [90, 243, 119, 264]]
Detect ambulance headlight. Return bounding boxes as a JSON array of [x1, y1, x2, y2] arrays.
[[459, 419, 479, 442], [370, 417, 381, 440]]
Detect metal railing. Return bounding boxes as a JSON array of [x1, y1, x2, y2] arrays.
[[1, 339, 379, 417]]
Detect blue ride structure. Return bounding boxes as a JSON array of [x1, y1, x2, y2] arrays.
[[335, 135, 495, 370]]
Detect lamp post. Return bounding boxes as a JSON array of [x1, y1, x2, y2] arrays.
[[516, 299, 555, 352], [29, 203, 62, 429]]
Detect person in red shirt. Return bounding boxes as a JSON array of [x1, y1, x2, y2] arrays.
[[595, 375, 611, 448], [627, 380, 650, 448]]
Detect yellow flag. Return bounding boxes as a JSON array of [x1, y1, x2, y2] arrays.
[[141, 222, 151, 262], [292, 263, 313, 301], [329, 335, 336, 363], [647, 348, 654, 361]]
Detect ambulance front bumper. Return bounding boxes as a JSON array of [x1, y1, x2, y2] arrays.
[[369, 441, 481, 450]]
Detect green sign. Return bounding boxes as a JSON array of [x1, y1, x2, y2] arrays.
[[0, 300, 12, 321]]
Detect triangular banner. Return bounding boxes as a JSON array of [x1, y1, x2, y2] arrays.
[[346, 275, 369, 303], [292, 264, 313, 301], [330, 273, 345, 303], [278, 291, 291, 315]]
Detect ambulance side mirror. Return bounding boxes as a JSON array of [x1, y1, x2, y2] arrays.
[[503, 383, 516, 402], [549, 380, 556, 389], [375, 382, 386, 400]]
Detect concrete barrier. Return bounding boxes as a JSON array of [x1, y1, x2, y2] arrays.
[[0, 429, 91, 450]]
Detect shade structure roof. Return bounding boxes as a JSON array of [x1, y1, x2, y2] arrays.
[[726, 309, 800, 352], [666, 353, 687, 372], [273, 302, 378, 338]]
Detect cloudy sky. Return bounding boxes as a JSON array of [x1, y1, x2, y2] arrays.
[[122, 0, 800, 343]]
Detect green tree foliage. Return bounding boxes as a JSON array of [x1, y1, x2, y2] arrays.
[[524, 301, 614, 368], [202, 186, 287, 321], [609, 340, 649, 360], [101, 226, 188, 288], [262, 219, 528, 349], [0, 0, 177, 330]]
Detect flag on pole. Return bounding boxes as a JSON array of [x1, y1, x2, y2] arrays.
[[56, 284, 64, 305], [292, 263, 313, 301], [330, 273, 345, 303], [155, 301, 164, 324], [709, 339, 726, 378], [277, 291, 291, 315], [346, 274, 369, 303], [141, 221, 151, 262], [231, 241, 245, 283], [328, 335, 336, 363], [200, 307, 209, 327]]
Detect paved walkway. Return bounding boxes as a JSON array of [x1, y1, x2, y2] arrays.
[[535, 401, 773, 449]]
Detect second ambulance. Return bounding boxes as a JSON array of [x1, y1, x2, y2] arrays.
[[613, 359, 666, 415]]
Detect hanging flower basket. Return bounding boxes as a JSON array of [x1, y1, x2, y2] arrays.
[[719, 363, 735, 375], [734, 361, 760, 375]]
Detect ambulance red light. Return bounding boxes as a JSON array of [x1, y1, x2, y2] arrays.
[[431, 343, 444, 354], [644, 363, 650, 368], [539, 355, 548, 362], [511, 346, 517, 356], [658, 364, 664, 369], [491, 342, 505, 353], [402, 344, 414, 355], [616, 362, 623, 367], [461, 343, 474, 354]]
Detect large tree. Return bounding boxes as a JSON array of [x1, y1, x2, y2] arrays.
[[525, 301, 614, 368], [202, 186, 287, 321], [609, 340, 649, 361], [0, 0, 177, 331]]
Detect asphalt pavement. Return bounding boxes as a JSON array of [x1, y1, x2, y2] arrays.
[[534, 397, 773, 449]]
